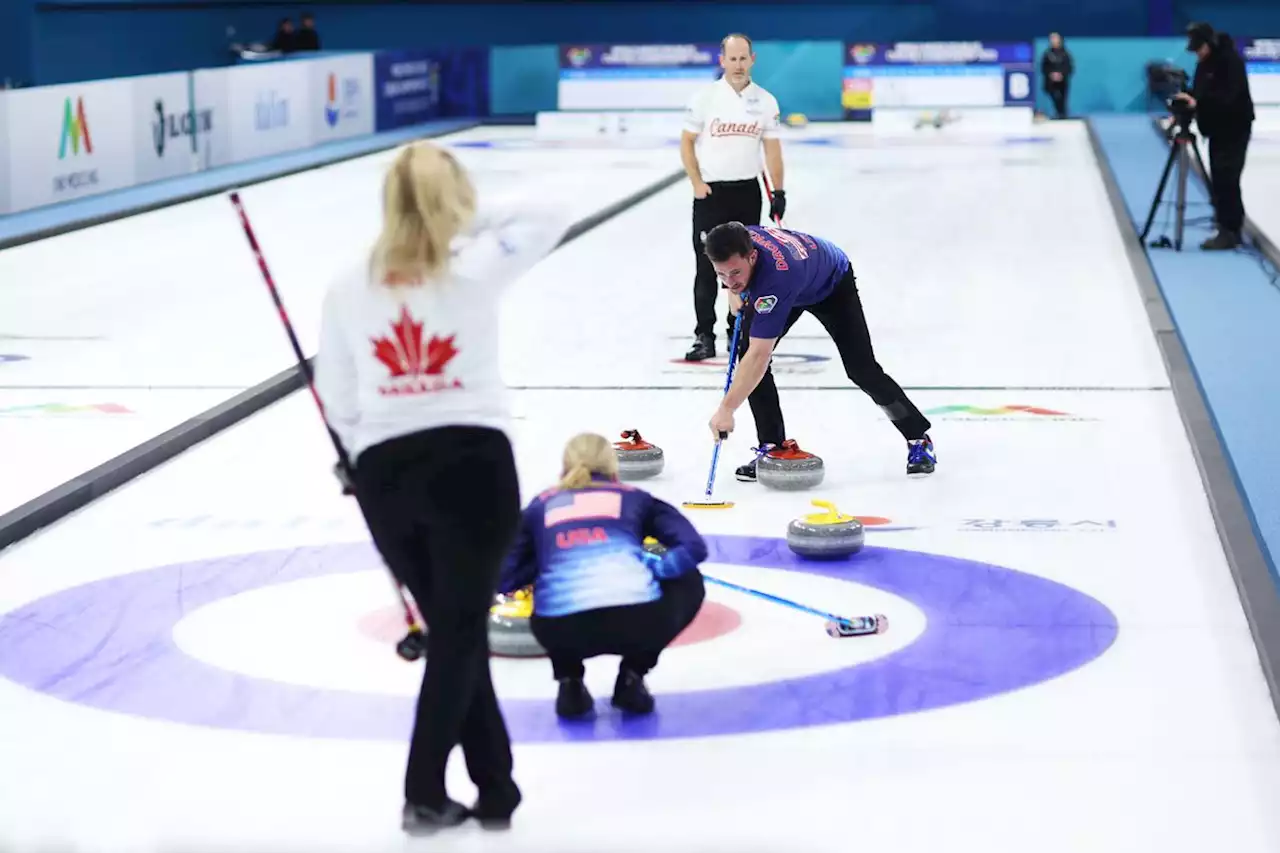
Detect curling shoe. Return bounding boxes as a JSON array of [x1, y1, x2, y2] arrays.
[[684, 334, 715, 362], [735, 443, 776, 482], [907, 435, 936, 477], [555, 677, 594, 719], [611, 669, 655, 715], [401, 799, 469, 835], [1201, 229, 1242, 251], [469, 784, 522, 831]]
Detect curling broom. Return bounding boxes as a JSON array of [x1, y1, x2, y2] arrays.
[[228, 191, 427, 661]]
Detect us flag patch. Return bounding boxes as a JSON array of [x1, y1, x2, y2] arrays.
[[545, 490, 623, 527]]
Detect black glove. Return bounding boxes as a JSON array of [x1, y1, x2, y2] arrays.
[[333, 462, 355, 496], [769, 189, 786, 222]]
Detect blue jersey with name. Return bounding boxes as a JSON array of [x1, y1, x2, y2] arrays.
[[498, 475, 708, 618], [744, 225, 850, 339]]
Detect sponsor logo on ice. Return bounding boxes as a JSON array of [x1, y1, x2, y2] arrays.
[[0, 402, 134, 417], [960, 518, 1118, 533], [923, 404, 1094, 422]]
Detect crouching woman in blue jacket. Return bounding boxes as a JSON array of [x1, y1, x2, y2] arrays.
[[499, 432, 707, 718]]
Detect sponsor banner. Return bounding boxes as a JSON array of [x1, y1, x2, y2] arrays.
[[131, 72, 219, 186], [224, 60, 312, 164], [0, 91, 9, 214], [5, 77, 137, 213], [1242, 38, 1280, 105], [309, 53, 375, 143], [842, 41, 1035, 121], [558, 43, 721, 110], [373, 48, 488, 131], [374, 50, 443, 130]]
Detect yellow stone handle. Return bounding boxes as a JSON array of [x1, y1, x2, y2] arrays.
[[804, 499, 854, 525]]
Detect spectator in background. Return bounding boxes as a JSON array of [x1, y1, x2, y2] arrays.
[[1041, 33, 1073, 119], [1179, 21, 1255, 250], [270, 17, 297, 54], [296, 13, 322, 51]]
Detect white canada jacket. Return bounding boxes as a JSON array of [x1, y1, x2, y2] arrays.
[[314, 199, 573, 463]]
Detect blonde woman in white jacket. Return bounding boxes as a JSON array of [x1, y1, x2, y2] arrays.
[[315, 140, 572, 835]]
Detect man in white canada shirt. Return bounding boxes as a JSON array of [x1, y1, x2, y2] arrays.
[[679, 32, 785, 362]]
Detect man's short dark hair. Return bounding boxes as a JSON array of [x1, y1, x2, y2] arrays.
[[721, 33, 753, 54], [704, 222, 753, 262]]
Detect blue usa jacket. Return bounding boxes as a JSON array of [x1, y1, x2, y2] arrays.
[[498, 475, 708, 618]]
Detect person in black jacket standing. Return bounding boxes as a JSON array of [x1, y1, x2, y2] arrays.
[[1178, 22, 1255, 250], [1041, 33, 1073, 119]]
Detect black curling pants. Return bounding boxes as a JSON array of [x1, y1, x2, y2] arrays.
[[353, 425, 522, 812], [736, 263, 932, 447], [692, 178, 762, 340], [530, 570, 706, 680], [1045, 80, 1069, 118], [1208, 130, 1250, 234]]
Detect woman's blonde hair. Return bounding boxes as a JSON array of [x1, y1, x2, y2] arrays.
[[369, 141, 477, 284], [559, 433, 620, 490]]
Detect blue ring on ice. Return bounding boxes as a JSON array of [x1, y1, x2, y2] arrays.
[[0, 535, 1117, 742]]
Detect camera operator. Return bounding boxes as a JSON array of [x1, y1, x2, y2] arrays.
[[1176, 22, 1255, 250]]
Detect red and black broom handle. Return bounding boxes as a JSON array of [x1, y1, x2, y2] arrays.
[[228, 190, 421, 633]]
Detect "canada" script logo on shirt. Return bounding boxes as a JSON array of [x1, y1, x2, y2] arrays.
[[709, 119, 761, 138], [370, 306, 463, 396]]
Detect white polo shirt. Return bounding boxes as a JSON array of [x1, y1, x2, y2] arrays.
[[683, 77, 781, 183]]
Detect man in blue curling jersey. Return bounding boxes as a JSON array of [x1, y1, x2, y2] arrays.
[[703, 221, 936, 479]]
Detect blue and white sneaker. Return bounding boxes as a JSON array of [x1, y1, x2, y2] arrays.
[[735, 443, 776, 482], [907, 435, 936, 477]]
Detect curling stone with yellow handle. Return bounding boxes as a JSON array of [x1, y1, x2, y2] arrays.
[[786, 499, 865, 559], [613, 429, 664, 480], [488, 586, 546, 657]]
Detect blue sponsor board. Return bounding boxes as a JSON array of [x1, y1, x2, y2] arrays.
[[374, 48, 488, 131]]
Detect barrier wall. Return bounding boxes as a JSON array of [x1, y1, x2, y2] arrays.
[[0, 49, 486, 218], [3, 36, 1276, 218]]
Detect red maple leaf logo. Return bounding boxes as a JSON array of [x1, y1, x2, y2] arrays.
[[371, 306, 458, 378]]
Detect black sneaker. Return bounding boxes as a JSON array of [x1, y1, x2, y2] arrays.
[[735, 459, 757, 482], [1201, 230, 1241, 251], [401, 799, 469, 835], [684, 334, 715, 361], [555, 677, 594, 719], [611, 669, 655, 715]]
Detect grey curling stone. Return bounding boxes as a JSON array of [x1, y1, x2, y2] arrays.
[[786, 502, 865, 560], [757, 440, 825, 491], [614, 430, 664, 481]]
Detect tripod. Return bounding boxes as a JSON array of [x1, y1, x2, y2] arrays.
[[1141, 119, 1210, 251]]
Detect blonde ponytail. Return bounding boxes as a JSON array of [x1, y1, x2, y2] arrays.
[[558, 433, 619, 490], [370, 141, 477, 286]]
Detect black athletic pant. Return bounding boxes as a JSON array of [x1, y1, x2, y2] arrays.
[[530, 570, 706, 680], [353, 425, 521, 811], [1208, 131, 1250, 233], [692, 179, 762, 339], [1046, 81, 1069, 118], [736, 263, 932, 446]]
